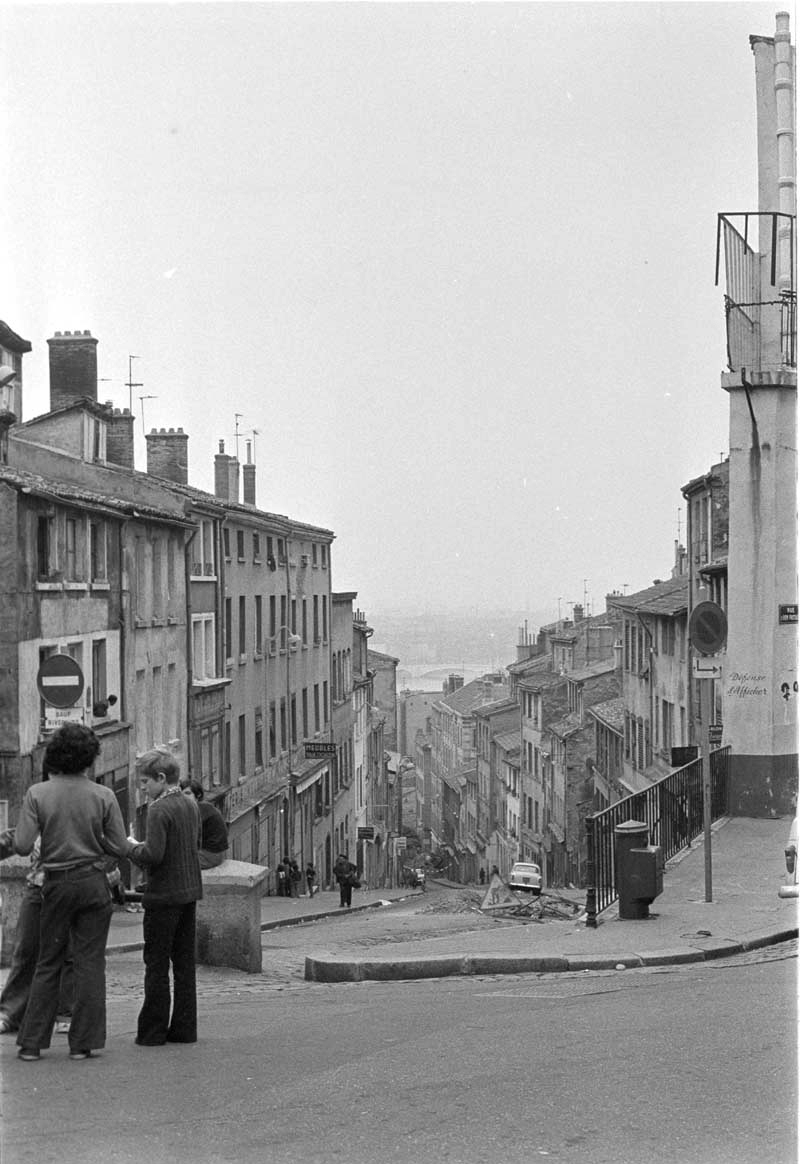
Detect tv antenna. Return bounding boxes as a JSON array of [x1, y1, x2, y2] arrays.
[[126, 355, 142, 414]]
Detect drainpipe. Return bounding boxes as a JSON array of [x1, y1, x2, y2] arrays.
[[184, 525, 199, 779], [774, 12, 795, 300]]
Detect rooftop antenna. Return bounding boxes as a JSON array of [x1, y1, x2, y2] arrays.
[[234, 413, 243, 461], [583, 578, 589, 612], [139, 394, 158, 436], [126, 355, 142, 415], [677, 507, 682, 543], [246, 427, 261, 462]]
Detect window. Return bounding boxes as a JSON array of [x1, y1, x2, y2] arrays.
[[312, 543, 318, 567], [321, 544, 327, 568], [314, 684, 320, 732], [237, 530, 245, 561], [269, 702, 277, 759], [135, 537, 147, 619], [277, 538, 286, 564], [291, 598, 297, 637], [253, 532, 261, 561], [323, 681, 329, 727], [152, 539, 162, 617], [225, 598, 233, 662], [90, 521, 107, 581], [322, 596, 328, 641], [37, 515, 53, 578], [92, 639, 107, 706], [280, 698, 287, 752], [266, 536, 274, 563], [302, 599, 308, 645], [255, 708, 263, 768], [192, 614, 216, 681], [661, 700, 674, 753], [223, 528, 231, 559], [662, 619, 676, 656], [65, 518, 78, 581], [238, 596, 246, 656], [302, 688, 309, 738], [313, 596, 319, 642], [238, 715, 246, 777], [290, 694, 297, 747], [280, 596, 287, 648], [269, 596, 277, 648], [254, 595, 263, 653]]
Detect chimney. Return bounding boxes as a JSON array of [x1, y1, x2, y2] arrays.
[[214, 440, 240, 503], [242, 438, 256, 506], [146, 427, 189, 484], [48, 330, 98, 411], [105, 406, 135, 469], [573, 603, 584, 623]]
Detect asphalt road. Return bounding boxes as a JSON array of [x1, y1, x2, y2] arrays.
[[2, 932, 796, 1164]]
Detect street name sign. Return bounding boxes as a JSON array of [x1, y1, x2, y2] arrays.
[[708, 724, 723, 746], [357, 826, 375, 840], [37, 654, 84, 708]]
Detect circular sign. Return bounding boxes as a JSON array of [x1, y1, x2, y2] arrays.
[[37, 654, 84, 708], [689, 601, 728, 656]]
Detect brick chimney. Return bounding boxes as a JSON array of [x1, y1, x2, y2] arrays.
[[48, 330, 98, 411], [146, 427, 189, 484], [214, 440, 239, 503], [242, 439, 256, 506], [105, 406, 135, 469]]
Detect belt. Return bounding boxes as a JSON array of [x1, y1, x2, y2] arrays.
[[44, 863, 104, 881]]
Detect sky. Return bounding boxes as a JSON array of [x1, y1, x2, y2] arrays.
[[0, 0, 780, 620]]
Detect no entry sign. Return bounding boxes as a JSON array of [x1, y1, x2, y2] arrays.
[[37, 654, 84, 708]]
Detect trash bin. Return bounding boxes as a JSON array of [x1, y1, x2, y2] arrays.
[[614, 819, 663, 920]]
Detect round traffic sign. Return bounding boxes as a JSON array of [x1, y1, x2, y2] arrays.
[[37, 654, 84, 708], [688, 601, 728, 655]]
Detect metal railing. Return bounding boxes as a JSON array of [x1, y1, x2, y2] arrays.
[[584, 747, 730, 924]]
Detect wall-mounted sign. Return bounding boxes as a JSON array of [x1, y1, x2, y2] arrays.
[[357, 826, 375, 840], [304, 741, 336, 756], [37, 654, 84, 708], [779, 604, 798, 625], [689, 601, 728, 655]]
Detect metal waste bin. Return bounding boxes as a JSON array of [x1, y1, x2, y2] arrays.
[[614, 819, 663, 919]]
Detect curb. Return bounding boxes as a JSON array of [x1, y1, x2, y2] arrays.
[[303, 926, 798, 983], [106, 894, 411, 956]]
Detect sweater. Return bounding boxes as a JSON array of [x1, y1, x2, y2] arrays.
[[14, 775, 136, 870], [131, 789, 203, 907]]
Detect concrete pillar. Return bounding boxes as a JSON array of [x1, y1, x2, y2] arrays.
[[196, 859, 270, 973]]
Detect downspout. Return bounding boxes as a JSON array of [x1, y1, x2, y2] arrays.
[[774, 12, 795, 302], [184, 525, 199, 779]]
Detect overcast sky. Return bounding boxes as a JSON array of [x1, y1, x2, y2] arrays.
[[1, 1, 778, 619]]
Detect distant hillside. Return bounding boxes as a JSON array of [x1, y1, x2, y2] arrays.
[[369, 606, 553, 669]]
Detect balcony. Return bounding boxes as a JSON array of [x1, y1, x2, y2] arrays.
[[716, 212, 796, 375]]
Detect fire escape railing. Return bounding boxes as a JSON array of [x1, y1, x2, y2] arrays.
[[715, 212, 796, 373]]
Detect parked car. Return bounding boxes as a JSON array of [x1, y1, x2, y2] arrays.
[[508, 861, 542, 895], [778, 817, 798, 899]]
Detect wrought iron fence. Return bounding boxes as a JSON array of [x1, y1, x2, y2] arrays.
[[584, 747, 730, 924]]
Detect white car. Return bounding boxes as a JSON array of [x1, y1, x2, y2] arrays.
[[779, 817, 799, 899], [508, 861, 542, 895]]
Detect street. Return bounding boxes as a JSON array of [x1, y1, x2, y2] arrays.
[[1, 893, 795, 1164]]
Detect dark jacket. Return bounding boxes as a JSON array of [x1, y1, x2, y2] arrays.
[[132, 789, 202, 907]]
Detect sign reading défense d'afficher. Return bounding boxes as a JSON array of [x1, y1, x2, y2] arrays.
[[304, 741, 336, 756]]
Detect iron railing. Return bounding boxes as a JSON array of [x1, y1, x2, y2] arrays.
[[584, 747, 730, 924]]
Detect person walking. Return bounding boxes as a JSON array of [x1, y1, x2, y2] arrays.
[[179, 778, 228, 869], [305, 862, 317, 898], [333, 853, 357, 908], [13, 724, 136, 1062], [128, 747, 202, 1047]]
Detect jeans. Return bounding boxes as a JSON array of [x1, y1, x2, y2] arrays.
[[0, 886, 73, 1029], [339, 881, 352, 907], [136, 903, 197, 1045], [17, 867, 112, 1053]]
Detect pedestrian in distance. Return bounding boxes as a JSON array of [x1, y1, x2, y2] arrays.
[[276, 858, 288, 896], [13, 723, 137, 1062], [333, 853, 358, 908], [479, 867, 486, 885], [179, 777, 229, 869], [289, 859, 302, 898], [305, 862, 317, 897], [128, 747, 202, 1047]]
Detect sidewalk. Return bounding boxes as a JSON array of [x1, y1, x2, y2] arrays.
[[106, 815, 798, 981]]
